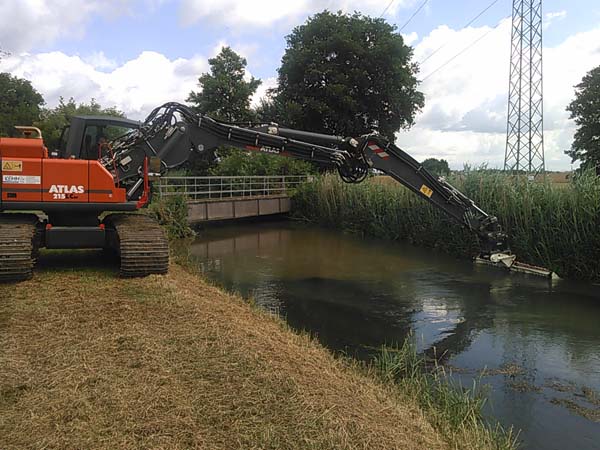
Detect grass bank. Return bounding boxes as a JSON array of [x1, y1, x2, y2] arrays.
[[292, 172, 600, 281], [0, 251, 519, 450], [0, 252, 446, 450]]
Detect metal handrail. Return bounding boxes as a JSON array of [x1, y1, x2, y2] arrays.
[[157, 175, 311, 201]]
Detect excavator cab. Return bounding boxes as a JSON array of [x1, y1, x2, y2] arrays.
[[56, 116, 140, 160]]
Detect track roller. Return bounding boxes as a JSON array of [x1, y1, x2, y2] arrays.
[[104, 214, 169, 277], [0, 214, 41, 283]]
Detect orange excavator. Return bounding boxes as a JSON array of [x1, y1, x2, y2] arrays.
[[0, 102, 549, 283]]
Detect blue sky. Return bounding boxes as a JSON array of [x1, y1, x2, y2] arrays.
[[31, 0, 599, 78], [1, 0, 600, 170]]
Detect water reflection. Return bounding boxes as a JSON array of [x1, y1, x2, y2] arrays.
[[186, 220, 600, 450]]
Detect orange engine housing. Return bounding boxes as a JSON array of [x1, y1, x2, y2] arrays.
[[0, 136, 127, 207]]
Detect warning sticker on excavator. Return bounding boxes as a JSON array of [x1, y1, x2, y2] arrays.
[[1, 160, 23, 172], [420, 184, 433, 198]]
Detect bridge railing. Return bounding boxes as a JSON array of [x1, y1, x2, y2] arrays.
[[157, 175, 311, 201]]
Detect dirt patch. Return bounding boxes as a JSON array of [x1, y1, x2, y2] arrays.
[[0, 260, 447, 450]]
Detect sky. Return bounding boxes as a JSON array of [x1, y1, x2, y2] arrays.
[[1, 0, 599, 170]]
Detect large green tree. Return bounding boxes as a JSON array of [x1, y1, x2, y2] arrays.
[[36, 97, 123, 150], [0, 73, 45, 136], [187, 47, 261, 122], [421, 158, 450, 177], [271, 11, 424, 141], [566, 66, 600, 174]]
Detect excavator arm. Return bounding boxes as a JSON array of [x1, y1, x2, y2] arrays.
[[104, 102, 513, 263], [357, 135, 511, 259]]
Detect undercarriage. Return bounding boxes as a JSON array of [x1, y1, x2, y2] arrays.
[[0, 213, 169, 282]]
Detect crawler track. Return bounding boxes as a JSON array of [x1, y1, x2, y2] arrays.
[[0, 214, 41, 283], [104, 214, 169, 277]]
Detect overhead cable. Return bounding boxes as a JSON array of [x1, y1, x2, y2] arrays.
[[419, 0, 503, 65], [379, 0, 397, 18], [420, 18, 507, 82], [399, 0, 430, 32]]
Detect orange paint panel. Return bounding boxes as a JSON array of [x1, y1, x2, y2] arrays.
[[89, 161, 125, 203], [0, 138, 48, 158], [42, 159, 89, 202], [1, 157, 43, 202]]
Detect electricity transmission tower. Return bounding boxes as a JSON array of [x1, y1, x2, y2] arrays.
[[504, 0, 544, 175]]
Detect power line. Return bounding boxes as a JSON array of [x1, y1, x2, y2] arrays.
[[420, 18, 506, 82], [379, 0, 396, 18], [399, 0, 430, 32], [419, 0, 502, 65]]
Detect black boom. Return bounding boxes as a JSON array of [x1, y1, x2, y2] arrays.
[[104, 102, 510, 259]]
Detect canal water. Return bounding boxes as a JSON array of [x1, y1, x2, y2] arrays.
[[185, 220, 600, 450]]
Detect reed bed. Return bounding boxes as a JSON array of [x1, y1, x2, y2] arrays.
[[292, 171, 600, 281]]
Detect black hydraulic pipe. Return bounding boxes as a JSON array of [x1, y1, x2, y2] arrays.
[[271, 127, 346, 147]]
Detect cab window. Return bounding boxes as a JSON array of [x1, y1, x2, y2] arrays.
[[57, 126, 70, 157], [81, 124, 136, 160]]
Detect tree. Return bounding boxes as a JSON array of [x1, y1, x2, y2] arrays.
[[271, 11, 424, 141], [209, 149, 316, 177], [566, 66, 600, 174], [187, 47, 261, 122], [421, 158, 450, 177], [0, 73, 45, 136], [36, 97, 124, 150]]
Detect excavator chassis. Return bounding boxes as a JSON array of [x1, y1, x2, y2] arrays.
[[0, 212, 169, 283]]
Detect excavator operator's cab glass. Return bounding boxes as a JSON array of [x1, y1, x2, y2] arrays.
[[81, 124, 136, 160], [56, 126, 70, 158]]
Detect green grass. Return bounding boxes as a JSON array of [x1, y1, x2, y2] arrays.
[[292, 172, 600, 281], [374, 339, 519, 450], [147, 193, 195, 239]]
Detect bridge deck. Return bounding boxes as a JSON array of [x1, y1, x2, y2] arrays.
[[158, 175, 309, 224], [187, 195, 291, 223]]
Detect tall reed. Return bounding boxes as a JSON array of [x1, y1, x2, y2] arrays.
[[374, 339, 519, 450], [292, 171, 600, 281]]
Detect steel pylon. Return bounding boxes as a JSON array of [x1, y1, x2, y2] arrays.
[[504, 0, 544, 175]]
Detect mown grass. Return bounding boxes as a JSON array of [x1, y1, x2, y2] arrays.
[[292, 172, 600, 281], [1, 257, 449, 450], [0, 248, 525, 450], [374, 339, 518, 450]]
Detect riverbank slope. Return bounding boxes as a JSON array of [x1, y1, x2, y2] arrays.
[[0, 254, 446, 450]]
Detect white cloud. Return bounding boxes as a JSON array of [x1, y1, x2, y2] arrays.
[[544, 10, 567, 29], [0, 0, 137, 53], [0, 51, 208, 120], [399, 19, 600, 171], [178, 0, 415, 28], [83, 51, 118, 70], [252, 76, 277, 107], [402, 32, 419, 46]]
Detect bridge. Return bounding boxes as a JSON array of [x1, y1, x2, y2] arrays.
[[158, 175, 310, 224]]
